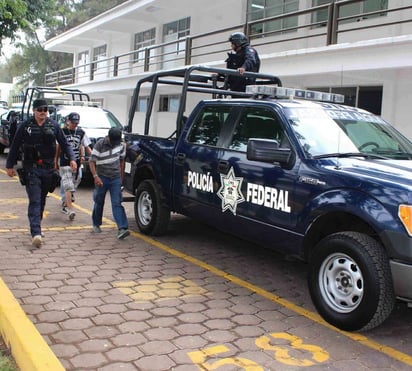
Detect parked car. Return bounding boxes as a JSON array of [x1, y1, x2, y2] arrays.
[[0, 109, 20, 154]]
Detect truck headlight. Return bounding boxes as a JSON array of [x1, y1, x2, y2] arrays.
[[399, 205, 412, 236]]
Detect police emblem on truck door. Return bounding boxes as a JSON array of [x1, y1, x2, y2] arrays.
[[217, 167, 245, 215]]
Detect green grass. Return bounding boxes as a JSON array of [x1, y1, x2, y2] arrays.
[[0, 339, 17, 371]]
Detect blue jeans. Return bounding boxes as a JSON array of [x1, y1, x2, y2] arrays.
[[25, 167, 54, 237], [92, 175, 128, 230]]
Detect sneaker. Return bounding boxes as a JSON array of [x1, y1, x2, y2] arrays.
[[117, 228, 130, 240], [32, 235, 42, 248], [61, 204, 69, 214], [68, 210, 76, 221], [92, 225, 102, 233]]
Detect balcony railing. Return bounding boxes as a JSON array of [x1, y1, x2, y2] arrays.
[[44, 0, 412, 87]]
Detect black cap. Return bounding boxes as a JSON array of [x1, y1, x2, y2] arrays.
[[108, 127, 122, 146], [67, 112, 80, 123], [33, 99, 48, 109]]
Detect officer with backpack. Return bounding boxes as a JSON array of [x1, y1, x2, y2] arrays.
[[5, 99, 76, 248], [226, 32, 261, 93]]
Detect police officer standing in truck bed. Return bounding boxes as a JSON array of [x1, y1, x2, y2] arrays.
[[226, 31, 261, 93]]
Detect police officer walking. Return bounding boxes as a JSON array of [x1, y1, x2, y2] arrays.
[[226, 32, 261, 93], [5, 99, 77, 248]]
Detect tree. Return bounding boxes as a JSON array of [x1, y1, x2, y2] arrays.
[[0, 0, 54, 50], [1, 0, 126, 87]]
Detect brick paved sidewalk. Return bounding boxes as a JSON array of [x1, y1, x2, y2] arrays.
[[0, 165, 412, 370]]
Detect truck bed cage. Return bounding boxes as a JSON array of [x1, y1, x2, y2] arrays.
[[21, 86, 90, 121], [127, 65, 282, 136]]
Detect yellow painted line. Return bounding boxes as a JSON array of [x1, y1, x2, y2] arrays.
[[0, 277, 64, 371], [131, 230, 412, 367]]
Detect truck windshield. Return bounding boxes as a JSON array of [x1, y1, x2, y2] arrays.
[[285, 106, 412, 160]]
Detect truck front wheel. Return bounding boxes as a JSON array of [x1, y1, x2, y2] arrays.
[[135, 180, 170, 236], [308, 231, 395, 331]]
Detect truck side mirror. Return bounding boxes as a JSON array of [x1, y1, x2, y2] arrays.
[[247, 138, 295, 168]]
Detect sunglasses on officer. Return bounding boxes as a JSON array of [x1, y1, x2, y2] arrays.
[[35, 107, 48, 113]]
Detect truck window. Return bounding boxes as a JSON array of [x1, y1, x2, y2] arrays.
[[187, 107, 231, 146], [228, 107, 286, 151]]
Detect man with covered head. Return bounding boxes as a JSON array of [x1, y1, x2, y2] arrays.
[[5, 99, 76, 248], [89, 127, 129, 240]]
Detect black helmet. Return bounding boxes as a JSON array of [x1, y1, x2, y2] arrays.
[[229, 32, 249, 47]]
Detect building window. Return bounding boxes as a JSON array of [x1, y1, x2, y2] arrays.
[[247, 0, 299, 37], [163, 17, 190, 39], [93, 45, 107, 61], [312, 0, 388, 25], [133, 28, 156, 63], [308, 86, 383, 115], [159, 95, 180, 112], [91, 45, 107, 77], [136, 97, 149, 112]]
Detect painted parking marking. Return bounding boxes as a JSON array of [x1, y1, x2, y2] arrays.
[[188, 332, 329, 369], [188, 345, 263, 370], [132, 231, 412, 367], [113, 276, 208, 302], [0, 198, 27, 204], [0, 213, 18, 220], [255, 332, 329, 366]]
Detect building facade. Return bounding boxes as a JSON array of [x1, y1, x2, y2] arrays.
[[44, 0, 412, 138]]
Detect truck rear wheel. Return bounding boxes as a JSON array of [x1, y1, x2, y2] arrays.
[[135, 179, 170, 236], [308, 231, 395, 331]]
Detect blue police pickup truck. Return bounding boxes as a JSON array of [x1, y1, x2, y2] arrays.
[[123, 66, 412, 332]]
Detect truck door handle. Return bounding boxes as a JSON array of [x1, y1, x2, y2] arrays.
[[176, 153, 186, 163], [218, 160, 229, 173]]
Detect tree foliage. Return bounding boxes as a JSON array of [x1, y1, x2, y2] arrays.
[[0, 0, 54, 46], [1, 0, 126, 87]]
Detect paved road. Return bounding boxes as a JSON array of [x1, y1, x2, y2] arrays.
[[0, 153, 411, 370]]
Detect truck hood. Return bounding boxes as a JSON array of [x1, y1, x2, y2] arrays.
[[327, 158, 412, 188]]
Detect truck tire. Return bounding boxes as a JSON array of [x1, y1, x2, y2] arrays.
[[308, 231, 395, 331], [135, 179, 170, 236]]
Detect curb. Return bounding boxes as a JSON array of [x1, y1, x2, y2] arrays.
[[0, 277, 64, 371]]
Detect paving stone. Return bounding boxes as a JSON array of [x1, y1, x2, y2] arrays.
[[67, 307, 100, 318], [84, 325, 120, 339], [112, 333, 147, 347], [135, 353, 178, 371], [37, 310, 69, 323], [51, 344, 80, 358], [61, 318, 94, 330], [71, 352, 108, 369], [106, 346, 143, 362], [78, 339, 114, 352], [144, 327, 179, 341], [98, 362, 139, 371], [52, 330, 89, 343]]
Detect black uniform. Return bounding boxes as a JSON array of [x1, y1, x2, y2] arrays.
[[6, 117, 75, 238], [226, 44, 260, 92]]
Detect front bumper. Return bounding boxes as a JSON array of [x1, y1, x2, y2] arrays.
[[390, 260, 412, 302]]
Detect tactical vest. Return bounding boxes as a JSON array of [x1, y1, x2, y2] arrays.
[[60, 127, 85, 166], [22, 118, 57, 167]]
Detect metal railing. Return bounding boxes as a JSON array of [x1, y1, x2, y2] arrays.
[[44, 0, 412, 87]]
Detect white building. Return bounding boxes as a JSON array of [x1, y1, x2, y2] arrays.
[[44, 0, 412, 138]]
